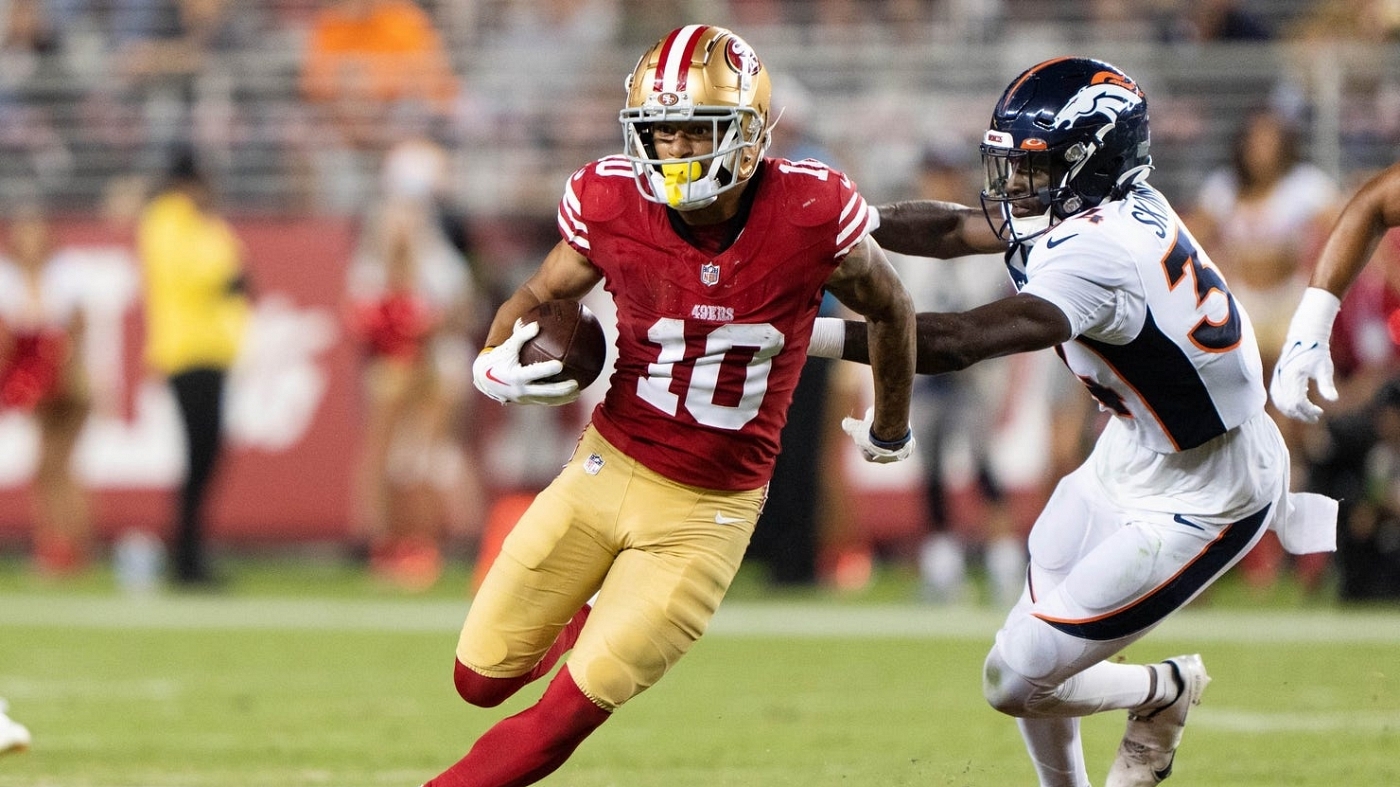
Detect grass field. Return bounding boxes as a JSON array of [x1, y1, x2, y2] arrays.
[[0, 556, 1397, 786]]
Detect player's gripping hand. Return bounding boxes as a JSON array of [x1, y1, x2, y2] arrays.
[[472, 319, 580, 406], [1270, 288, 1341, 423], [841, 407, 915, 464]]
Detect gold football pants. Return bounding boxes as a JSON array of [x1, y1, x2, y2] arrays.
[[457, 424, 765, 710]]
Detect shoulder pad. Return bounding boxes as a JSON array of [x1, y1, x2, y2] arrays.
[[567, 156, 636, 224], [772, 158, 847, 228]]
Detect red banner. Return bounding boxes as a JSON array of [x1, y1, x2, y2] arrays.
[[0, 218, 360, 543]]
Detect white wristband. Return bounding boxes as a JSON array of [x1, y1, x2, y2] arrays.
[[1286, 287, 1342, 343], [808, 317, 846, 359]]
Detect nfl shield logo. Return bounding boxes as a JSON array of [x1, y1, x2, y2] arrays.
[[700, 262, 720, 286]]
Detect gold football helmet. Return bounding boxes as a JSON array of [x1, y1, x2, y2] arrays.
[[621, 25, 772, 211]]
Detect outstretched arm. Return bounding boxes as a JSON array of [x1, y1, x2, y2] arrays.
[[1309, 162, 1400, 297], [827, 293, 1071, 375], [824, 236, 917, 460], [872, 200, 1006, 259], [1272, 162, 1400, 422]]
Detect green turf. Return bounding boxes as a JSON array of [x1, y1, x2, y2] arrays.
[[0, 556, 1397, 786]]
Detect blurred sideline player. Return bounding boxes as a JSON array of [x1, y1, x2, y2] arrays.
[[345, 136, 483, 590], [892, 147, 1052, 606], [424, 25, 915, 787], [809, 57, 1337, 786], [0, 206, 93, 577], [139, 151, 250, 587]]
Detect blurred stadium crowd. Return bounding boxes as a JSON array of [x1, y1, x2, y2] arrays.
[[4, 0, 1400, 214], [1, 0, 1400, 601]]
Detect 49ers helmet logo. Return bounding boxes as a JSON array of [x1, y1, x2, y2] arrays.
[[724, 37, 761, 76]]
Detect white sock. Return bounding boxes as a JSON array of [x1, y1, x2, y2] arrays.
[[1050, 661, 1161, 715]]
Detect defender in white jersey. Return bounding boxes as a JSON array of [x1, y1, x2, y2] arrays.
[[810, 58, 1337, 787]]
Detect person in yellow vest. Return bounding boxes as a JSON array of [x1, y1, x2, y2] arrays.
[[139, 150, 249, 588]]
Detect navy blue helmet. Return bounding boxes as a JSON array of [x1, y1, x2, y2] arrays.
[[979, 57, 1153, 242]]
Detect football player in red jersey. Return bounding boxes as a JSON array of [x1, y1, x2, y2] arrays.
[[426, 24, 916, 787]]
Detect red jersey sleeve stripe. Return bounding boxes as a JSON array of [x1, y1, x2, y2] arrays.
[[835, 191, 872, 256], [558, 180, 589, 251]]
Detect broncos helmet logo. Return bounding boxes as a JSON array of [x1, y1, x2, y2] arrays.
[[1051, 82, 1143, 131]]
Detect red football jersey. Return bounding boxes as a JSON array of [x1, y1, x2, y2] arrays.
[[557, 155, 873, 490]]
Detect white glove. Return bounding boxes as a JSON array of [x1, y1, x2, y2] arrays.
[[1269, 287, 1341, 423], [841, 406, 915, 464], [472, 319, 580, 406]]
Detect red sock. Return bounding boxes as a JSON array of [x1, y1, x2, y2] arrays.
[[455, 604, 592, 708], [426, 665, 611, 787]]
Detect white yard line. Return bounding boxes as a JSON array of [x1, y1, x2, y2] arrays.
[[0, 594, 1397, 643]]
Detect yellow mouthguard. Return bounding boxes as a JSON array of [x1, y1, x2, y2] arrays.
[[661, 161, 703, 206]]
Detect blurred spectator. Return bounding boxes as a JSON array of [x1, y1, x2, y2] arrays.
[[1306, 377, 1400, 601], [1286, 0, 1400, 42], [767, 74, 832, 166], [298, 0, 459, 212], [0, 205, 93, 577], [109, 0, 266, 174], [1281, 1, 1400, 172], [794, 0, 948, 43], [0, 0, 76, 194], [1154, 0, 1272, 43], [1193, 109, 1339, 377], [139, 149, 249, 588], [889, 146, 1051, 606], [344, 134, 484, 591], [1191, 107, 1341, 594], [469, 0, 620, 215], [1192, 110, 1341, 385], [1081, 0, 1145, 40]]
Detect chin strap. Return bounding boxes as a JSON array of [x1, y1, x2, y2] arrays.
[[1007, 205, 1053, 242]]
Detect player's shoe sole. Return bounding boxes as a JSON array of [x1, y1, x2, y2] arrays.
[[1105, 654, 1210, 787]]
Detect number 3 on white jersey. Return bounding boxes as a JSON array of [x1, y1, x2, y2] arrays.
[[637, 318, 785, 430]]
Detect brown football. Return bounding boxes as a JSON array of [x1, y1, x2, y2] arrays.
[[517, 299, 608, 389]]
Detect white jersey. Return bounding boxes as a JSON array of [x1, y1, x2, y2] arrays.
[[1011, 184, 1265, 455]]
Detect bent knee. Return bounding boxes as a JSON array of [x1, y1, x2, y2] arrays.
[[983, 648, 1050, 717], [453, 659, 516, 708], [983, 672, 1035, 716]]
